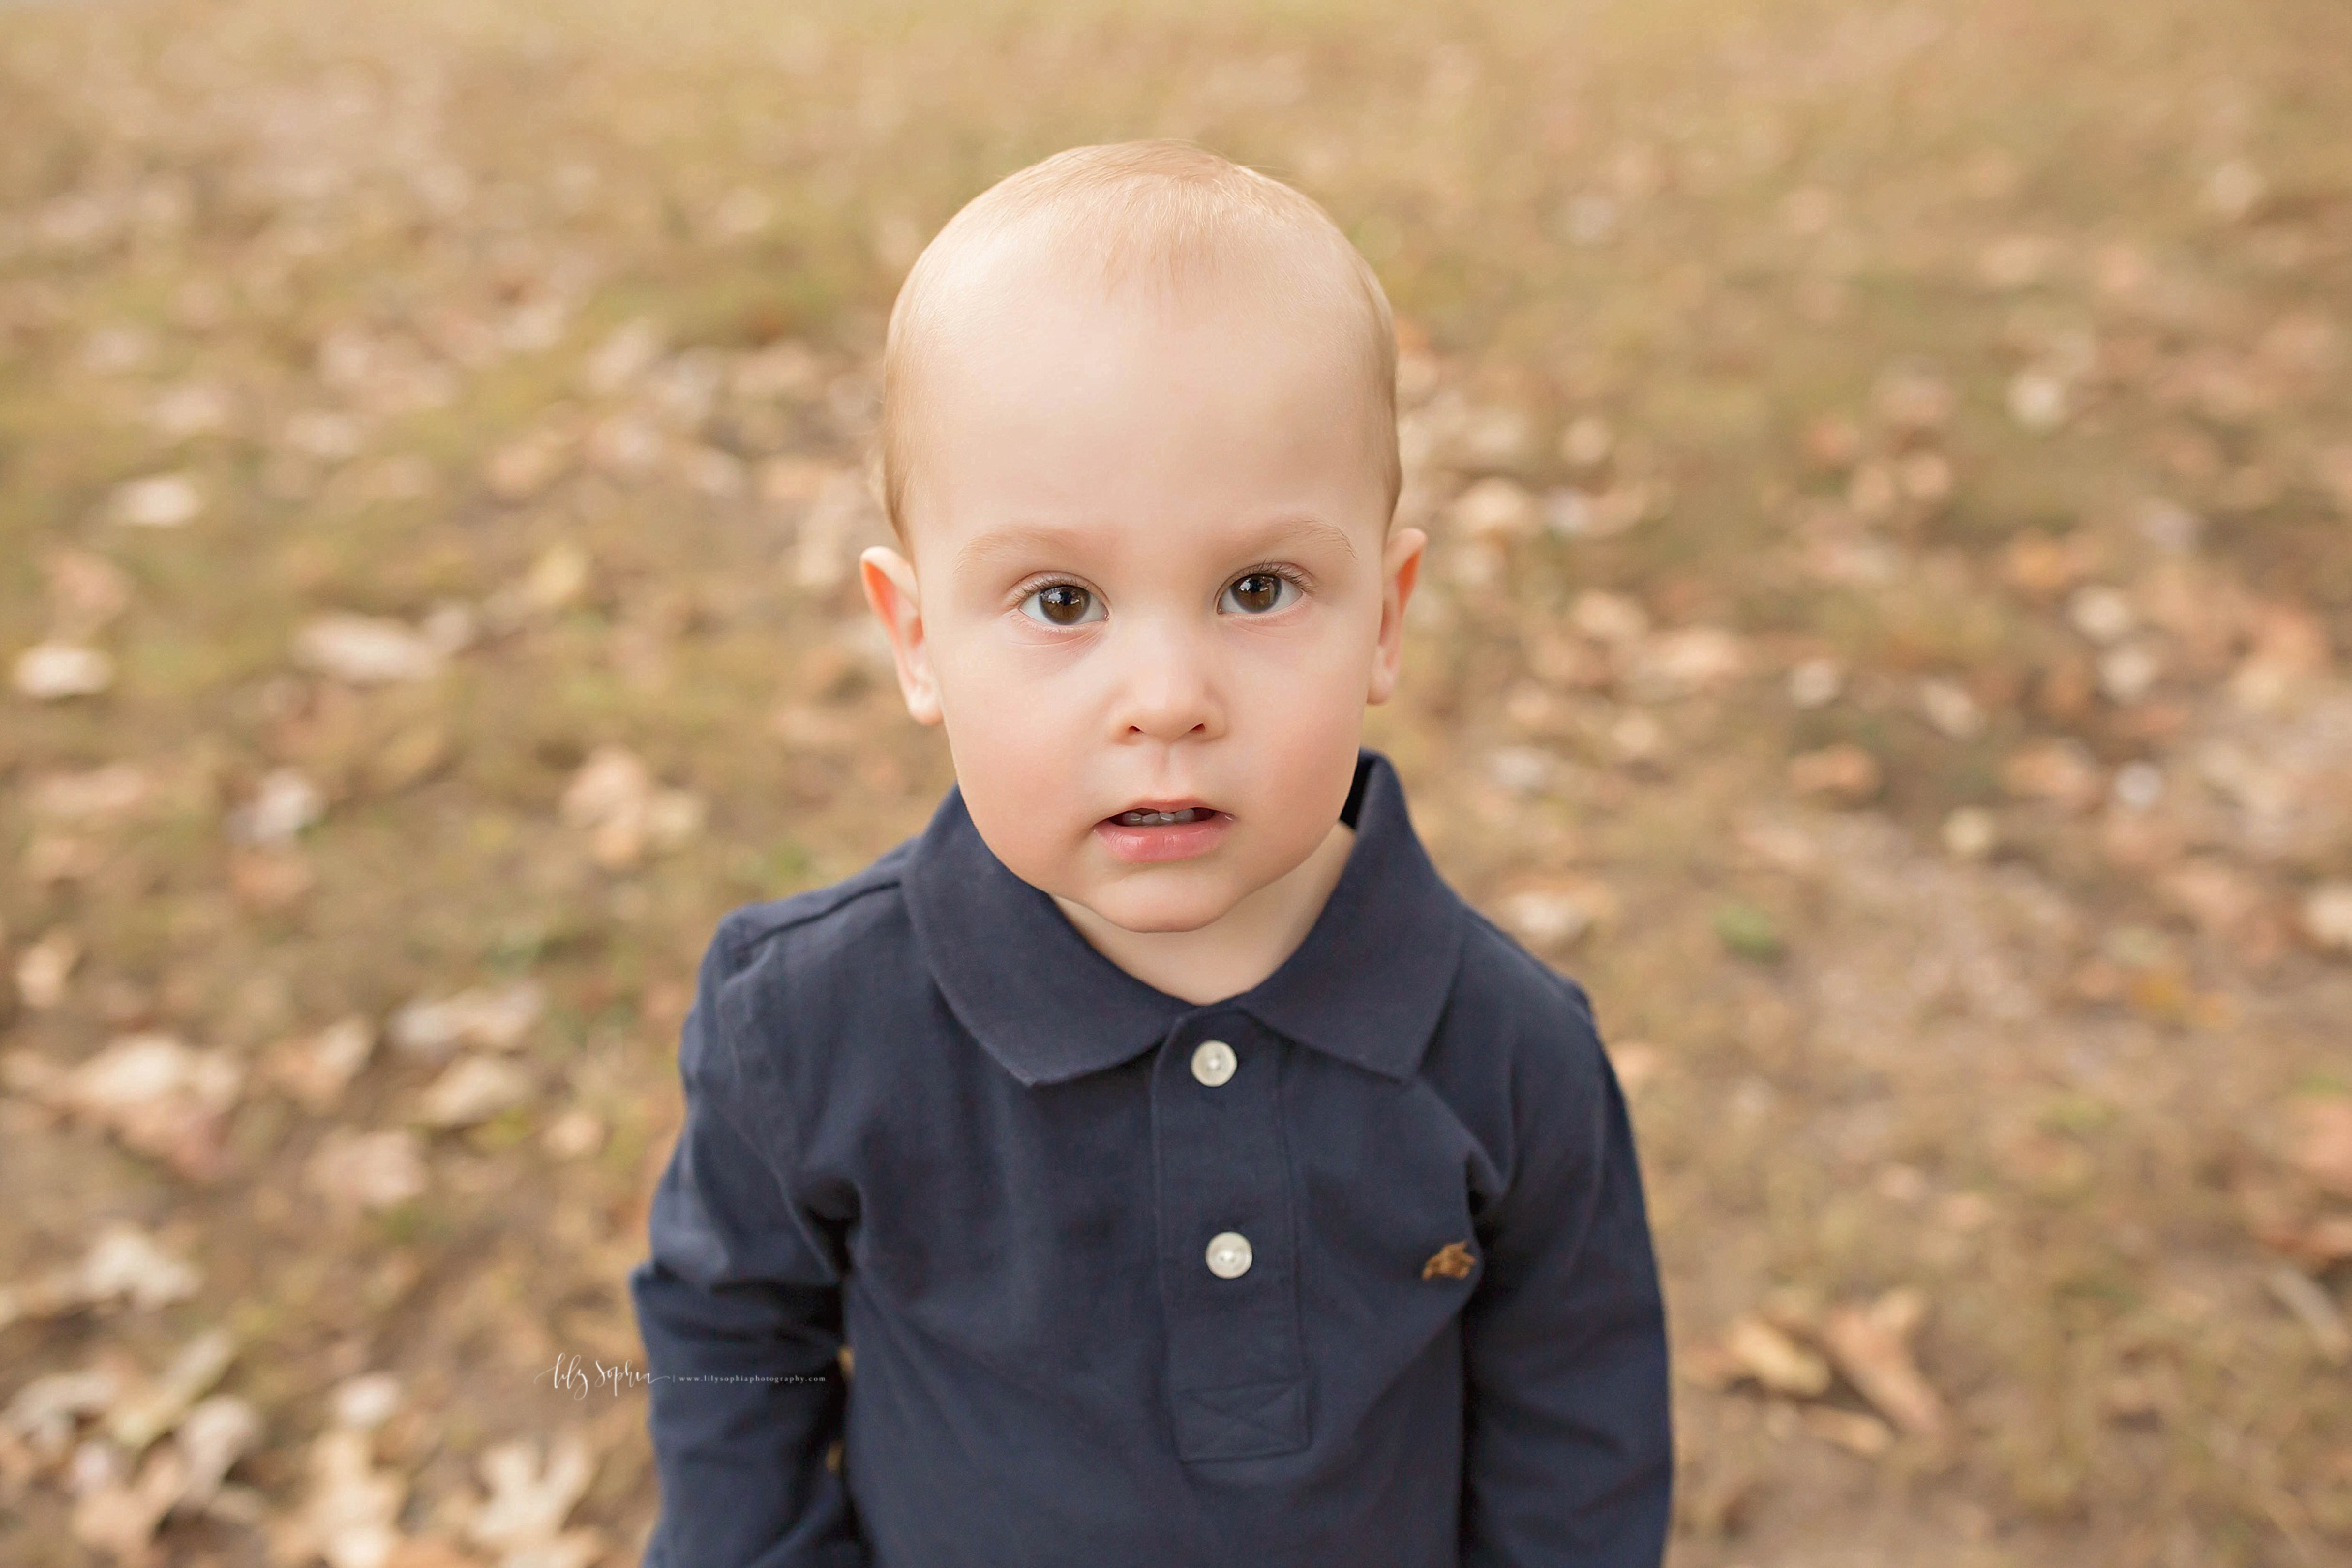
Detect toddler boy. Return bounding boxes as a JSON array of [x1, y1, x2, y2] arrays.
[[629, 140, 1671, 1566]]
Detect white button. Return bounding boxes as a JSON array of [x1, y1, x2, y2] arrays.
[[1191, 1040, 1237, 1087], [1204, 1231, 1253, 1279]]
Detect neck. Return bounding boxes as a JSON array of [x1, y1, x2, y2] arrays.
[[1054, 819, 1357, 1006]]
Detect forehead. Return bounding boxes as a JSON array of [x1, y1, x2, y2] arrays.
[[900, 248, 1386, 564]]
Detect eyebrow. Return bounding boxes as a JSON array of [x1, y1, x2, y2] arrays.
[[953, 515, 1360, 576]]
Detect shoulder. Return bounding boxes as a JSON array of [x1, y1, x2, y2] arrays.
[[1425, 905, 1612, 1133], [1453, 906, 1604, 1062], [692, 840, 927, 1064], [707, 840, 917, 976]]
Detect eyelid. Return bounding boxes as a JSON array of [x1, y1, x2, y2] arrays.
[[1007, 572, 1097, 608]]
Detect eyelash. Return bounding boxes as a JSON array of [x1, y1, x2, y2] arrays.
[[1010, 564, 1311, 626]]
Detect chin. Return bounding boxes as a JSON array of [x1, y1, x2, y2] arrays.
[[1079, 872, 1245, 935]]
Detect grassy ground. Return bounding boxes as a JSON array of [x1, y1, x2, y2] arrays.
[[3, 1, 2350, 1563]]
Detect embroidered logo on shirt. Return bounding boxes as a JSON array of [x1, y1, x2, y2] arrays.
[[1421, 1241, 1477, 1280]]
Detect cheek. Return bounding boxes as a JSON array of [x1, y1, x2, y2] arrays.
[[1226, 632, 1372, 829], [930, 635, 1090, 881]]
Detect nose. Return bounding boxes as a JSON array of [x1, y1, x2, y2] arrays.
[[1105, 612, 1223, 744]]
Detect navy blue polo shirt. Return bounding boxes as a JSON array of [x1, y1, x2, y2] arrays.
[[628, 750, 1671, 1567]]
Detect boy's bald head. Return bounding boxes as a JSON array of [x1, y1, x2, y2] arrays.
[[879, 140, 1401, 544]]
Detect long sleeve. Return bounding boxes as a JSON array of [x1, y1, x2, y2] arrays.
[[628, 921, 867, 1568], [1459, 992, 1673, 1567]]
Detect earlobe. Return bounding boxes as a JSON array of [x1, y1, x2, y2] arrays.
[[859, 546, 944, 726], [1368, 527, 1426, 706]]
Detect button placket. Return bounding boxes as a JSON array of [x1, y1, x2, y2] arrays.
[[1150, 1017, 1307, 1461]]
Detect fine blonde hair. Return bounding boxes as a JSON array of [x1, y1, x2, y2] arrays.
[[877, 139, 1402, 540]]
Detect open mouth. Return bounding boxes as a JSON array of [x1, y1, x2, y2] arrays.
[[1094, 801, 1231, 863], [1109, 806, 1216, 827]]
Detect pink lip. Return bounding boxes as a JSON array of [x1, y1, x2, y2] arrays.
[[1093, 803, 1231, 864]]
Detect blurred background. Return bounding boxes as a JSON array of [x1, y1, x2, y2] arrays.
[[3, 0, 2349, 1563]]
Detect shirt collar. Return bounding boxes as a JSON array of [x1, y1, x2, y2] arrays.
[[902, 749, 1465, 1088]]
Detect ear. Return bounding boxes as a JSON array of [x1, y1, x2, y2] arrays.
[[859, 545, 943, 726], [1367, 526, 1425, 706]]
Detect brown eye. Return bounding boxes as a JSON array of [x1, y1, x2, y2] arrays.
[[1023, 583, 1100, 626], [1220, 571, 1296, 615]]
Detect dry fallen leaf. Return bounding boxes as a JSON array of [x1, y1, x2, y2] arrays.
[[2001, 531, 2098, 600], [1567, 591, 1649, 646], [541, 1108, 607, 1161], [1788, 743, 1881, 804], [307, 1128, 430, 1215], [1872, 362, 1955, 433], [2264, 1266, 2350, 1364], [4, 1366, 124, 1459], [1801, 1404, 1894, 1457], [108, 473, 204, 528], [228, 846, 316, 912], [30, 762, 149, 825], [0, 1223, 203, 1328], [467, 1431, 601, 1567], [71, 1437, 187, 1566], [45, 549, 133, 638], [389, 982, 545, 1060], [294, 614, 450, 686], [582, 317, 664, 396], [226, 769, 325, 847], [2288, 1097, 2352, 1199], [1823, 1288, 1945, 1438], [1448, 476, 1540, 543], [2230, 605, 2332, 710], [172, 1394, 262, 1509], [14, 641, 116, 700], [1919, 678, 1985, 739], [2001, 739, 2104, 811], [484, 430, 572, 501], [1625, 627, 1749, 701], [110, 1326, 237, 1452], [267, 1017, 378, 1110], [40, 1034, 244, 1179], [1722, 1315, 1832, 1398], [331, 1372, 404, 1433], [282, 1427, 407, 1568], [16, 929, 82, 1010], [1497, 880, 1616, 950], [1942, 807, 1999, 860], [559, 747, 705, 869], [2304, 884, 2352, 955], [417, 1056, 535, 1129]]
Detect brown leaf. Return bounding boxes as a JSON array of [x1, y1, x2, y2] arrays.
[[266, 1017, 377, 1110], [45, 549, 132, 639], [70, 1441, 185, 1567], [228, 846, 315, 912], [1420, 1241, 1477, 1280], [15, 929, 82, 1010], [415, 1055, 534, 1128], [1823, 1289, 1945, 1438], [1720, 1315, 1831, 1398], [2288, 1098, 2352, 1198], [307, 1128, 429, 1215], [1447, 477, 1540, 542], [2305, 884, 2352, 955], [44, 1034, 243, 1180], [2265, 1266, 2350, 1364], [1801, 1405, 1894, 1456], [2000, 532, 2099, 601], [1788, 743, 1881, 804], [2001, 740, 2103, 811]]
